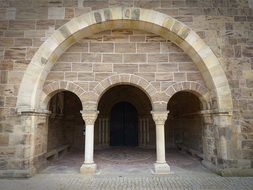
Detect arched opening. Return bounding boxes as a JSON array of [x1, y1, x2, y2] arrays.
[[96, 85, 155, 148], [166, 91, 204, 158], [46, 91, 84, 163]]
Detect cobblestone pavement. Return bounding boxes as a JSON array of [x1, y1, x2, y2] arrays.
[[1, 148, 253, 190]]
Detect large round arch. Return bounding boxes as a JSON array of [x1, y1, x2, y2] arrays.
[[16, 7, 232, 115]]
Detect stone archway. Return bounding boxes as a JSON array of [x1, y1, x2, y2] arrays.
[[15, 7, 234, 176], [17, 7, 232, 114]]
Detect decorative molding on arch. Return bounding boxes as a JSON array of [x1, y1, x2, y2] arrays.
[[40, 80, 86, 109], [80, 73, 158, 111], [165, 81, 209, 99], [164, 81, 210, 109], [16, 7, 233, 113]]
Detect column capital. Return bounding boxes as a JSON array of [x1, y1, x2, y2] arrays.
[[151, 111, 169, 125], [81, 110, 99, 125]]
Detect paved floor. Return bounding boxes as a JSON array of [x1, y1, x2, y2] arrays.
[[1, 148, 253, 190]]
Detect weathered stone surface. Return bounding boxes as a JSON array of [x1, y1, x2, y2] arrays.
[[52, 62, 71, 71], [115, 43, 136, 53], [16, 8, 48, 19], [14, 38, 32, 47], [114, 64, 138, 73], [137, 43, 160, 53], [48, 7, 65, 20], [82, 53, 101, 62], [72, 63, 92, 72], [58, 53, 81, 62], [9, 20, 35, 30], [78, 73, 94, 81], [4, 48, 26, 60], [93, 63, 112, 72], [103, 54, 122, 63], [148, 54, 168, 63], [0, 38, 14, 47], [90, 43, 114, 53], [124, 54, 146, 63], [0, 3, 252, 178]]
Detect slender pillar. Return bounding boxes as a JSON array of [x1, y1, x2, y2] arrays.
[[151, 111, 171, 174], [80, 110, 98, 174]]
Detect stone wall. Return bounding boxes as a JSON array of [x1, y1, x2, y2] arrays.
[[0, 0, 252, 177]]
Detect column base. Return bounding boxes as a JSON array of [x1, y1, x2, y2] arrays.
[[80, 163, 97, 174], [153, 162, 171, 174]]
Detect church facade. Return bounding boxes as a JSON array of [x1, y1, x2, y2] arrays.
[[0, 0, 252, 177]]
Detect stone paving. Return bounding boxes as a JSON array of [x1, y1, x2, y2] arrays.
[[1, 148, 253, 190]]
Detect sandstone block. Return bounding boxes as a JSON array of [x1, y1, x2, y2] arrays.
[[0, 38, 14, 47], [137, 43, 160, 53], [82, 53, 101, 62], [4, 48, 26, 60], [48, 7, 65, 20], [136, 73, 155, 81], [178, 63, 196, 71], [130, 35, 145, 42], [169, 53, 192, 62], [7, 71, 23, 84], [187, 73, 202, 81], [14, 38, 32, 47], [157, 63, 178, 72], [174, 73, 186, 81], [58, 53, 81, 62], [4, 30, 24, 37], [72, 63, 92, 72], [9, 20, 35, 30], [78, 72, 94, 81], [95, 73, 114, 81], [36, 20, 55, 30], [0, 71, 7, 84], [156, 73, 173, 81], [16, 8, 48, 20], [124, 54, 146, 63], [47, 72, 64, 81], [139, 64, 157, 72], [0, 134, 9, 145], [115, 43, 136, 53], [93, 63, 112, 72], [148, 54, 168, 63], [103, 54, 122, 63], [90, 43, 114, 53], [65, 72, 77, 81], [52, 62, 71, 71], [114, 64, 138, 73]]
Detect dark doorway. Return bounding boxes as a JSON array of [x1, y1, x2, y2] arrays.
[[110, 102, 138, 146]]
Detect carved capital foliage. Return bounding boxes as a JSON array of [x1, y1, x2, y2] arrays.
[[81, 110, 99, 125], [151, 111, 169, 126]]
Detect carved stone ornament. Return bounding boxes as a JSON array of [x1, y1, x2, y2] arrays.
[[151, 111, 169, 125], [81, 110, 99, 125]]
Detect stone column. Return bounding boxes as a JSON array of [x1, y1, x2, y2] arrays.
[[151, 111, 171, 174], [80, 110, 98, 174]]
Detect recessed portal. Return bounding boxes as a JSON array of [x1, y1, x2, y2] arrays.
[[110, 102, 138, 146], [96, 85, 155, 148]]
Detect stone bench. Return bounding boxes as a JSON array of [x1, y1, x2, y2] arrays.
[[45, 144, 70, 160], [176, 144, 203, 160]]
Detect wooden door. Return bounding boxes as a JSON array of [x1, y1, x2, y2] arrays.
[[110, 102, 138, 146]]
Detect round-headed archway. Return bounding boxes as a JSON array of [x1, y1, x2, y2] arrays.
[[96, 85, 155, 148], [166, 91, 204, 158], [47, 91, 84, 161]]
